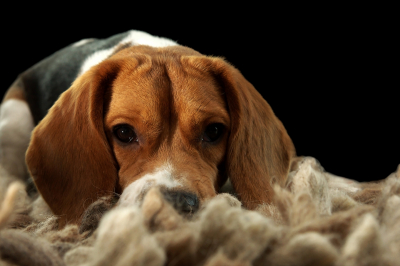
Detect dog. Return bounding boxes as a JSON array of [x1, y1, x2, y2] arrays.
[[0, 30, 296, 226]]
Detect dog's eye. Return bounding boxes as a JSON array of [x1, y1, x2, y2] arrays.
[[113, 125, 137, 143], [202, 123, 224, 143]]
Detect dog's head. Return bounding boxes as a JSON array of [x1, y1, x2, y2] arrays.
[[26, 45, 295, 226]]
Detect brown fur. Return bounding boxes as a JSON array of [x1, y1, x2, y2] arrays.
[[182, 56, 296, 209], [25, 45, 295, 226]]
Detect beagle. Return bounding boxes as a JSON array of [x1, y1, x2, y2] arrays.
[[0, 30, 295, 226]]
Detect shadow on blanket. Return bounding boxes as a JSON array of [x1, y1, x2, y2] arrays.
[[0, 157, 399, 266]]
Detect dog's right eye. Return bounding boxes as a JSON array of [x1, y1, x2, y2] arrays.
[[113, 125, 138, 143], [202, 123, 224, 143]]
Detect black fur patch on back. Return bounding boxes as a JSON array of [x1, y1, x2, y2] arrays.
[[21, 32, 130, 124]]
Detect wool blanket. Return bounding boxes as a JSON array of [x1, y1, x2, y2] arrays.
[[0, 156, 399, 266]]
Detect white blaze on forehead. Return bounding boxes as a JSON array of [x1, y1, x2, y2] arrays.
[[77, 30, 178, 77], [118, 163, 182, 207]]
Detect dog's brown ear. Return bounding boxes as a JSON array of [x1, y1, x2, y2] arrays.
[[218, 59, 296, 209], [26, 60, 121, 226], [184, 56, 296, 209]]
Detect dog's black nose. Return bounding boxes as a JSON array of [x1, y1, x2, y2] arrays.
[[162, 191, 199, 214]]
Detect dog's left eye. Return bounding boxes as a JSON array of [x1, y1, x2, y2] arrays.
[[113, 125, 138, 143], [202, 123, 224, 143]]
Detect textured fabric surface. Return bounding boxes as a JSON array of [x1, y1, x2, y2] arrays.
[[1, 157, 399, 266]]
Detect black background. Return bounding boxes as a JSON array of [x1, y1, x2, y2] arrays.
[[1, 5, 397, 182]]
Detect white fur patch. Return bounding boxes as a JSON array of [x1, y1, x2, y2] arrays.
[[120, 30, 177, 48], [78, 49, 116, 77], [72, 38, 95, 47], [77, 30, 178, 77], [118, 163, 182, 207], [0, 100, 34, 149], [0, 100, 34, 179]]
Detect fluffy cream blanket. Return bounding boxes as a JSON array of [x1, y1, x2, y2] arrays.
[[0, 157, 399, 266]]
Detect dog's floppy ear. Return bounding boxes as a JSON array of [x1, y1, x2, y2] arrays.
[[184, 56, 296, 209], [26, 60, 121, 226]]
